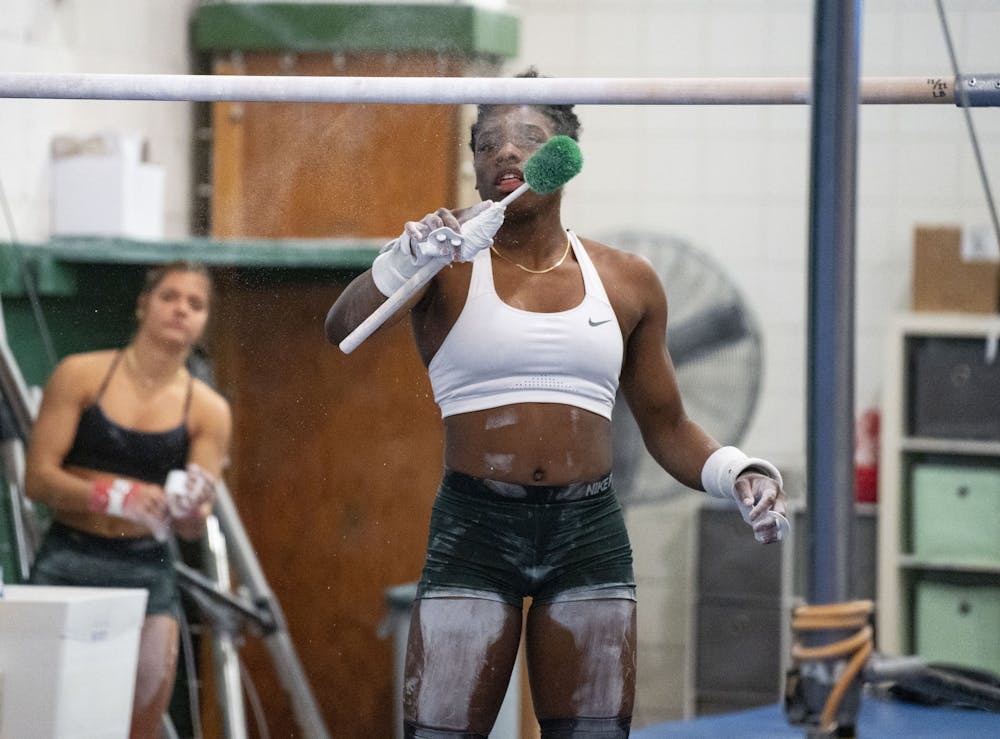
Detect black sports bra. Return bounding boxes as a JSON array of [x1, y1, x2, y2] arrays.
[[62, 351, 192, 484]]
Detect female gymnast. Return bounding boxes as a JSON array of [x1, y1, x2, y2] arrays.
[[25, 261, 232, 738], [326, 71, 787, 739]]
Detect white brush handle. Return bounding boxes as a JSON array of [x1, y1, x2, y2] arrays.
[[497, 181, 530, 206], [338, 183, 531, 354], [339, 257, 447, 353]]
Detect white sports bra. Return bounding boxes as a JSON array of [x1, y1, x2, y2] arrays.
[[428, 231, 624, 420]]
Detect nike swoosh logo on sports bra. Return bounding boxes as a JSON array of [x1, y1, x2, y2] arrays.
[[588, 318, 612, 327]]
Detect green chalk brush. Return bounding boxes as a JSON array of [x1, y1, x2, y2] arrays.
[[499, 134, 584, 204]]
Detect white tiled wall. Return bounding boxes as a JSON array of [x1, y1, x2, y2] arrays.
[[1, 0, 998, 729], [0, 0, 197, 241]]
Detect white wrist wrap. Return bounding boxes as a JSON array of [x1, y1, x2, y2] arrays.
[[371, 233, 420, 297], [701, 446, 783, 501], [454, 202, 506, 262], [105, 479, 133, 516]]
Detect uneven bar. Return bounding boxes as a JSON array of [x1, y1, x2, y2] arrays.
[[2, 73, 997, 105]]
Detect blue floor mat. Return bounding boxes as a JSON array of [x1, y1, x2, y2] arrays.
[[632, 696, 1000, 738]]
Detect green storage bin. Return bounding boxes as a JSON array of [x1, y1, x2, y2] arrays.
[[915, 581, 1000, 673], [911, 465, 1000, 562]]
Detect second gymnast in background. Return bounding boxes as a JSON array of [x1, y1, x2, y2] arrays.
[[25, 261, 232, 739]]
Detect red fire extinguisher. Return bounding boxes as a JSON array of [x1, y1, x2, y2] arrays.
[[854, 408, 880, 504]]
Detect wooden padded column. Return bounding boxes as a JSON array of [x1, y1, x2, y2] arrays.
[[208, 52, 463, 738]]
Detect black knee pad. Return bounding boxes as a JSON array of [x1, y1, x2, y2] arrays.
[[403, 722, 487, 739], [539, 716, 632, 738]]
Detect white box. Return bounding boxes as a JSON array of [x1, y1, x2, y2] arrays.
[[0, 584, 147, 739], [50, 132, 165, 240]]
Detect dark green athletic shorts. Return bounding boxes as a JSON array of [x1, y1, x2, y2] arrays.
[[29, 521, 179, 616], [416, 470, 636, 608]]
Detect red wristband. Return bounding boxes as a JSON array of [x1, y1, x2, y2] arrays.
[[88, 480, 110, 513], [89, 479, 137, 516]]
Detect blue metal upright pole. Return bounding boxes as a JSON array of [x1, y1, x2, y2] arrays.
[[806, 0, 860, 605]]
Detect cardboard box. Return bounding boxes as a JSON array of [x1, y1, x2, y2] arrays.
[[911, 225, 1000, 313], [50, 131, 165, 240], [0, 585, 147, 738]]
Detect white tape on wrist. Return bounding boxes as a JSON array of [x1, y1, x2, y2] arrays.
[[371, 233, 419, 296], [105, 478, 134, 517], [455, 202, 506, 262], [702, 446, 789, 542], [700, 446, 783, 501], [372, 230, 456, 296]]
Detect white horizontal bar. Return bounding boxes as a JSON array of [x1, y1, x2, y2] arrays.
[[0, 73, 971, 105]]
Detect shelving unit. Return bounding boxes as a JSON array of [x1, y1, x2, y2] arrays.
[[877, 311, 1000, 672]]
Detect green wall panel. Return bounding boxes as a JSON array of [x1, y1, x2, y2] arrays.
[[193, 2, 519, 57], [1, 238, 379, 386]]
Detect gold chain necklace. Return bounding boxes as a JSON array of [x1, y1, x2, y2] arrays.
[[491, 233, 572, 275]]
